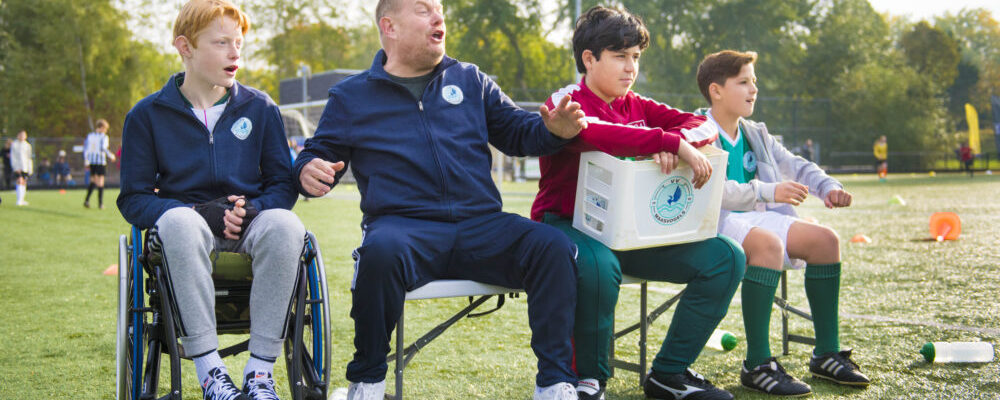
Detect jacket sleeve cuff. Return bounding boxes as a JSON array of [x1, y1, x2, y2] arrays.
[[759, 181, 778, 203], [660, 132, 681, 154]]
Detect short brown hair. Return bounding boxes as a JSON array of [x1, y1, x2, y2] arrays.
[[376, 0, 402, 21], [173, 0, 250, 48], [696, 50, 758, 104], [96, 119, 109, 129]]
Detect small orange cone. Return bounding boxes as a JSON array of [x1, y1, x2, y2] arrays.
[[103, 264, 119, 276], [850, 234, 872, 243], [59, 189, 66, 195], [929, 212, 961, 241]]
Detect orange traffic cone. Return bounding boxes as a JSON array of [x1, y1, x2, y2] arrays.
[[850, 234, 872, 243], [103, 264, 119, 276], [929, 212, 961, 242]]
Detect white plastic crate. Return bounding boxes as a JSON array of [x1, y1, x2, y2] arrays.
[[573, 147, 729, 250]]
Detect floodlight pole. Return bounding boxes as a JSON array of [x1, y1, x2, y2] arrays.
[[298, 63, 312, 104]]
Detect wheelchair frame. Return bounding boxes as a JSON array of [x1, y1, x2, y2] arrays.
[[116, 227, 331, 400]]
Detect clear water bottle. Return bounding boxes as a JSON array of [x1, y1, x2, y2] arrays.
[[920, 342, 994, 363], [705, 329, 738, 351]]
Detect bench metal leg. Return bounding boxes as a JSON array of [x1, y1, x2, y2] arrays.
[[610, 283, 684, 385], [388, 295, 499, 400], [777, 270, 816, 355]]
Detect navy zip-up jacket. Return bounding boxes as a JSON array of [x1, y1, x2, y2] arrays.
[[294, 50, 569, 223], [118, 73, 297, 229]]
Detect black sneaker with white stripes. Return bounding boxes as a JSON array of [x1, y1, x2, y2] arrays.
[[201, 367, 247, 400], [243, 371, 281, 400], [740, 358, 812, 397], [643, 368, 733, 400], [809, 349, 870, 387]]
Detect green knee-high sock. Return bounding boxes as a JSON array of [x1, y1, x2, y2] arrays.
[[742, 265, 781, 368], [805, 262, 841, 355]]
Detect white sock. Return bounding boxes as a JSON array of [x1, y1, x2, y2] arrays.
[[243, 354, 276, 380], [16, 184, 25, 203], [193, 351, 226, 386]]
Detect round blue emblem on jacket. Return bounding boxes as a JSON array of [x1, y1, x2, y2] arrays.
[[442, 85, 464, 105], [744, 151, 757, 173], [231, 117, 252, 140], [649, 176, 694, 226]]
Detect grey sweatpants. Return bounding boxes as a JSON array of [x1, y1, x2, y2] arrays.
[[155, 207, 305, 359]]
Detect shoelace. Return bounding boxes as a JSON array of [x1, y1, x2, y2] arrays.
[[685, 368, 713, 386], [556, 383, 578, 399], [245, 377, 279, 400], [833, 350, 861, 371], [204, 370, 243, 400]]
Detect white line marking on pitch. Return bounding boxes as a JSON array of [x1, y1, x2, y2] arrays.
[[623, 284, 1000, 336]]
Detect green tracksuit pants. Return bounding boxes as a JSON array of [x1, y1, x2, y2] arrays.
[[544, 215, 745, 380]]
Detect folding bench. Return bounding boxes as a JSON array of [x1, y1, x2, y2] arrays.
[[387, 275, 685, 399]]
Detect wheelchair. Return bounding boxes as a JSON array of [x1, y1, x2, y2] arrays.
[[116, 226, 331, 400]]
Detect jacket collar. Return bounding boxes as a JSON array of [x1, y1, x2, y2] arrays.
[[367, 49, 458, 83], [154, 72, 253, 113]]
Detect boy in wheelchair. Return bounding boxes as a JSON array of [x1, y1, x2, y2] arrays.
[[117, 1, 303, 399]]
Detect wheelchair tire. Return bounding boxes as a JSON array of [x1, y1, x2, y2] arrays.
[[116, 229, 146, 400], [284, 232, 331, 400]]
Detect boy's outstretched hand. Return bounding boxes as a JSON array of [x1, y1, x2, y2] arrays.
[[540, 95, 587, 139], [824, 189, 852, 208]]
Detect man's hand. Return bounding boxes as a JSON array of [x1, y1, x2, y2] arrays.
[[676, 141, 712, 189], [774, 181, 809, 206], [652, 151, 679, 175], [824, 189, 852, 209], [299, 159, 345, 197], [539, 95, 587, 139]]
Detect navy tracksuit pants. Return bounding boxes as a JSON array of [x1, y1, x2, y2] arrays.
[[346, 212, 578, 387]]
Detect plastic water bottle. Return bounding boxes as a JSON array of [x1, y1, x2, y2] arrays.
[[920, 342, 994, 363], [705, 329, 738, 351]]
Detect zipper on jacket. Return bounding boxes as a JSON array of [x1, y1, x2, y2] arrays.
[[415, 97, 455, 221]]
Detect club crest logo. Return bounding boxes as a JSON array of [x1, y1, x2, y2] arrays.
[[743, 151, 757, 173], [649, 176, 694, 226], [231, 117, 252, 140], [442, 85, 464, 105]]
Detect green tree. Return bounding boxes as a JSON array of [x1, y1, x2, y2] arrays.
[[446, 0, 572, 101], [0, 0, 177, 144], [935, 9, 1000, 126], [799, 0, 890, 99], [899, 21, 960, 91]]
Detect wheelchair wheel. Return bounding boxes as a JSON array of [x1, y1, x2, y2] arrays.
[[284, 232, 331, 400], [116, 229, 146, 400]]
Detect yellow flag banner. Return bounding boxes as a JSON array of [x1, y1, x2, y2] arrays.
[[965, 103, 981, 154]]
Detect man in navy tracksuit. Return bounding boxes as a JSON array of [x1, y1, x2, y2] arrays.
[[118, 3, 303, 398], [294, 1, 587, 399]]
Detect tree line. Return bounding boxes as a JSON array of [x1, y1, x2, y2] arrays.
[[1, 0, 997, 156]]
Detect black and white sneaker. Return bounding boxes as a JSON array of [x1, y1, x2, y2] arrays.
[[809, 349, 870, 387], [576, 378, 605, 400], [740, 358, 812, 396], [643, 369, 733, 400], [201, 367, 247, 400], [243, 371, 281, 400]]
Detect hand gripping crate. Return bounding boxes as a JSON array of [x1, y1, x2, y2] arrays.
[[573, 146, 728, 250]]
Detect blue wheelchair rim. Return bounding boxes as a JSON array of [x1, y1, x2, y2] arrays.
[[130, 226, 145, 400], [305, 238, 325, 376]]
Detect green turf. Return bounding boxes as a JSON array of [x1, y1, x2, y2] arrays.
[[0, 173, 998, 399]]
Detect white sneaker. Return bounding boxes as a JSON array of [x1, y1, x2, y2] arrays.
[[346, 380, 385, 400], [15, 200, 27, 206], [534, 382, 578, 400]]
